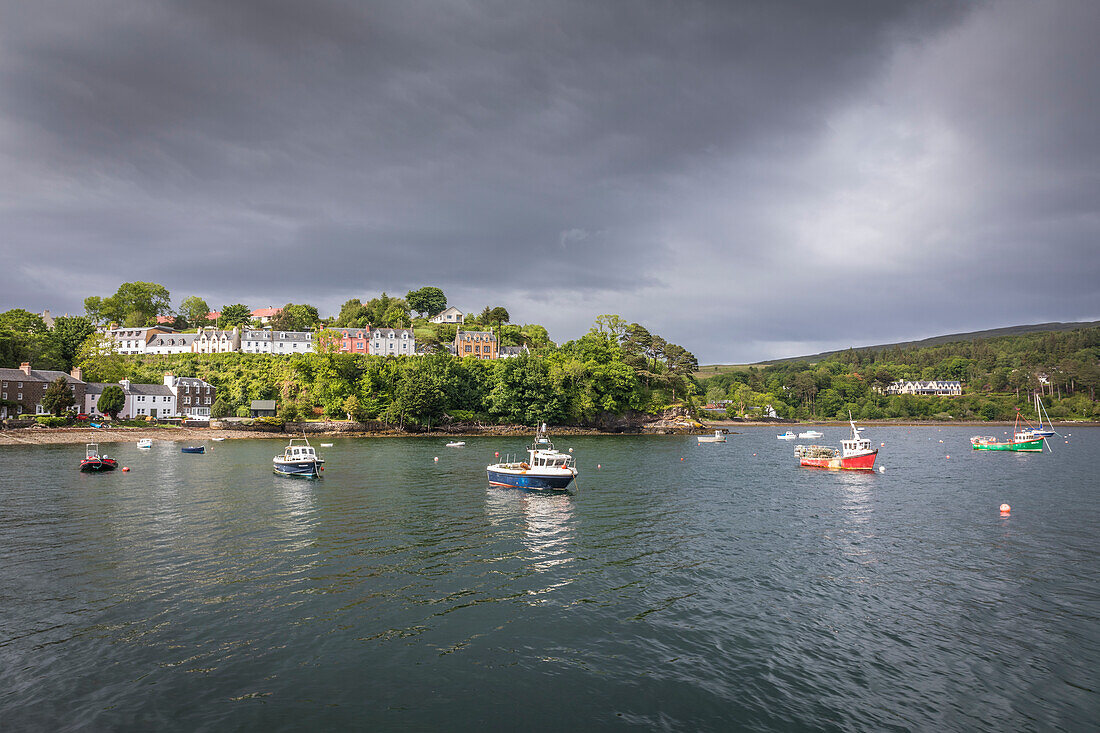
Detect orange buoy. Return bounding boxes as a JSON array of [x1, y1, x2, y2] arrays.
[[880, 443, 885, 447], [122, 467, 130, 472], [945, 455, 950, 459], [494, 451, 499, 457], [1000, 503, 1011, 514]]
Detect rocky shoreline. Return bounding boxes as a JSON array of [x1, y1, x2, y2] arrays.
[[1, 418, 1094, 446]]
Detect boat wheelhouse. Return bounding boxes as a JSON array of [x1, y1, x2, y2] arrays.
[[487, 425, 577, 491], [274, 438, 325, 477], [697, 430, 726, 443], [777, 431, 797, 440]]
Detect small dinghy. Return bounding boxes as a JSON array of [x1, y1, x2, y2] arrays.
[[181, 446, 205, 454], [211, 437, 226, 442], [319, 443, 334, 447], [446, 441, 466, 447]]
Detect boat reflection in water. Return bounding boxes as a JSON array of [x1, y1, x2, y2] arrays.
[[486, 489, 576, 591]]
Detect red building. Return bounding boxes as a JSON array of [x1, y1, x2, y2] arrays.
[[330, 327, 372, 354]]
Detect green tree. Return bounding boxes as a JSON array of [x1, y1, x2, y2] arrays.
[[220, 304, 253, 328], [76, 334, 127, 383], [181, 296, 211, 327], [46, 316, 96, 370], [210, 396, 231, 418], [406, 287, 447, 318], [0, 309, 48, 333], [42, 376, 76, 416], [86, 282, 172, 326], [363, 293, 411, 328], [97, 385, 126, 419], [271, 303, 321, 331], [343, 394, 365, 421], [335, 299, 369, 327]]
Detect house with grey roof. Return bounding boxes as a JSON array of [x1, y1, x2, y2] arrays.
[[371, 328, 415, 356], [84, 378, 176, 419], [146, 333, 197, 355], [242, 328, 314, 354], [0, 362, 85, 418], [163, 373, 217, 417]]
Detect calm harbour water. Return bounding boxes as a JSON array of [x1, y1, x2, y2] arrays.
[[1, 427, 1097, 731]]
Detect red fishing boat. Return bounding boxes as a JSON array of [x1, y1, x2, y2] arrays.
[[795, 415, 877, 471], [79, 443, 118, 472]]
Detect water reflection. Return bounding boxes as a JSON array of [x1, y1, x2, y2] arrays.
[[486, 489, 576, 584], [272, 475, 318, 550]]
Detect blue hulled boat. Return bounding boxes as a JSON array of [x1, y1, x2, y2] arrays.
[[486, 425, 577, 491], [181, 446, 205, 454], [273, 438, 324, 478]]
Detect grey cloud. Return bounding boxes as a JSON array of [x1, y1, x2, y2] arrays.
[[0, 0, 1096, 362]]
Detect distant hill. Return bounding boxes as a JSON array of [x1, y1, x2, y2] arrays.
[[698, 321, 1100, 374]]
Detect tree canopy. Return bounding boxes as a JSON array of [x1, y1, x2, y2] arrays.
[[97, 385, 125, 419], [271, 303, 321, 331], [219, 304, 253, 328], [406, 287, 447, 318], [85, 282, 172, 326], [180, 296, 210, 327], [42, 376, 76, 416]]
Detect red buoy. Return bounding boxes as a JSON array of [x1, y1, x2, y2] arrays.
[[122, 467, 130, 472]]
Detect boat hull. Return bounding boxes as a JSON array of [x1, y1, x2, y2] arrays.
[[972, 438, 1043, 452], [487, 467, 575, 491], [273, 460, 322, 477], [80, 458, 118, 472], [799, 449, 877, 471], [181, 447, 205, 454]]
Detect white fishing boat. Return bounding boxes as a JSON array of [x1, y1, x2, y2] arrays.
[[273, 438, 325, 478], [697, 430, 727, 443], [777, 431, 797, 440], [137, 438, 153, 449], [798, 429, 824, 439], [486, 424, 577, 491]]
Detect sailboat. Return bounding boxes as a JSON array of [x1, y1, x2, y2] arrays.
[[1026, 392, 1059, 438]]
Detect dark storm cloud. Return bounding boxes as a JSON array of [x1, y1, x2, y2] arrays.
[[0, 0, 1096, 361]]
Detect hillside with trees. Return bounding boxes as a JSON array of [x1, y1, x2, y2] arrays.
[[699, 326, 1100, 422]]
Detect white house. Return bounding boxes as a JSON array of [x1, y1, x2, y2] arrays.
[[429, 307, 464, 324], [370, 328, 415, 356], [85, 379, 177, 419], [241, 329, 313, 354], [885, 380, 963, 396], [146, 333, 197, 355], [100, 326, 176, 355], [192, 327, 241, 354]]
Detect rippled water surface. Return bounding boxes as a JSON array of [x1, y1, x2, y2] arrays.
[[1, 427, 1097, 730]]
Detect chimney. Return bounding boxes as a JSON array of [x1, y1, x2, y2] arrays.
[[120, 378, 131, 390], [164, 372, 175, 387], [70, 366, 82, 381], [19, 362, 31, 375]]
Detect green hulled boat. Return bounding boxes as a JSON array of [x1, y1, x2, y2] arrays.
[[971, 412, 1046, 452]]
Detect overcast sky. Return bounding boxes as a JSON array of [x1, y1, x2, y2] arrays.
[[1, 0, 1097, 363]]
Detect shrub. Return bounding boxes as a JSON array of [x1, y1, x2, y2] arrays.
[[255, 416, 285, 427], [35, 416, 68, 427], [235, 405, 251, 418]]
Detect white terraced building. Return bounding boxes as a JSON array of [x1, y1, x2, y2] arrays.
[[885, 380, 963, 396], [241, 329, 314, 354], [99, 326, 176, 355], [146, 333, 197, 355], [371, 328, 415, 356], [84, 379, 177, 419]]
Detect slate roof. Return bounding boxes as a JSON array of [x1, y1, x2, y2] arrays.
[[251, 400, 277, 410], [0, 368, 83, 384]]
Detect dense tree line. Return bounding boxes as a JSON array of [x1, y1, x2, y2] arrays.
[[699, 327, 1100, 421]]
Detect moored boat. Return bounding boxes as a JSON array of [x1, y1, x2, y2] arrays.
[[137, 438, 153, 449], [273, 438, 324, 477], [80, 443, 119, 472], [777, 431, 797, 440], [446, 441, 466, 447], [971, 411, 1045, 452], [487, 424, 577, 491], [798, 429, 824, 439], [181, 446, 205, 454], [795, 416, 877, 471], [697, 430, 726, 443]]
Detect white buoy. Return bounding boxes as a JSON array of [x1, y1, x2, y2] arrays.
[[568, 448, 573, 452], [434, 456, 439, 462], [1000, 503, 1011, 515], [878, 466, 885, 473]]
